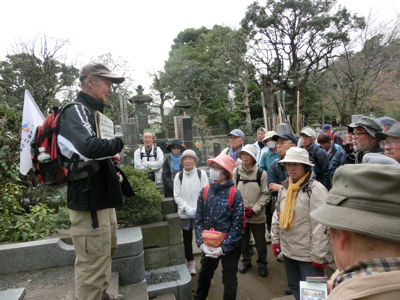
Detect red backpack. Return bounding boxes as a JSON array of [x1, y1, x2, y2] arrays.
[[31, 102, 84, 185], [202, 185, 246, 227]]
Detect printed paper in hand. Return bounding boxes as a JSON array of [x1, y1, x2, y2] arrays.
[[300, 280, 327, 300]]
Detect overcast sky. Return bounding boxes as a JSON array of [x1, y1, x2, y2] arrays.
[[1, 0, 399, 93]]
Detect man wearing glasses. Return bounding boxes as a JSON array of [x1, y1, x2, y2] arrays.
[[311, 164, 400, 299], [376, 122, 400, 163], [347, 116, 384, 164]]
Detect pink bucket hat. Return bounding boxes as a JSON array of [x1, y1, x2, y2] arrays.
[[207, 153, 235, 179]]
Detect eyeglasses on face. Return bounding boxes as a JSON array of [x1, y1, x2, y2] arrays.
[[171, 146, 181, 149], [380, 138, 400, 148], [352, 132, 369, 139]]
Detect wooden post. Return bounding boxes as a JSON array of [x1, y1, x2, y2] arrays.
[[296, 90, 300, 135], [261, 92, 268, 130]]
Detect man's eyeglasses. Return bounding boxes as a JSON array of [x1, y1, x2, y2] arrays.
[[171, 146, 181, 150], [380, 139, 400, 148], [352, 132, 369, 139]]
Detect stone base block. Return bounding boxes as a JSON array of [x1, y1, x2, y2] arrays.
[[112, 252, 145, 285]]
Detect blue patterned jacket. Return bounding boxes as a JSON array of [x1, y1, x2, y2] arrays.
[[195, 179, 244, 254]]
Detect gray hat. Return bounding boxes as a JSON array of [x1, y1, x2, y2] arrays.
[[180, 149, 199, 164], [310, 164, 400, 243], [276, 123, 291, 135], [300, 126, 317, 138], [238, 144, 258, 161], [377, 116, 396, 127], [349, 116, 383, 138], [376, 122, 400, 140], [227, 129, 244, 138], [362, 153, 399, 165], [79, 63, 125, 84]]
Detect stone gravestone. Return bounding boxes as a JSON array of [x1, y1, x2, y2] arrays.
[[132, 85, 152, 134]]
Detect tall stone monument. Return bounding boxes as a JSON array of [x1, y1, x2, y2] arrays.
[[132, 85, 152, 134], [174, 100, 193, 149]]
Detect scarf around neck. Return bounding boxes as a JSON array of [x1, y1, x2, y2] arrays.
[[170, 153, 181, 171], [279, 171, 310, 230]]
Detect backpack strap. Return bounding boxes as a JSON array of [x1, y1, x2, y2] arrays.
[[235, 167, 240, 187], [180, 169, 202, 184], [179, 171, 183, 183], [202, 184, 210, 203], [256, 168, 263, 186], [227, 186, 237, 211], [202, 185, 236, 212], [225, 147, 230, 154]]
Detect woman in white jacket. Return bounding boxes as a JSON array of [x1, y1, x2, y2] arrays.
[[174, 150, 208, 274], [271, 147, 330, 300]]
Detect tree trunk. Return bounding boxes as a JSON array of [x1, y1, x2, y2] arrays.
[[242, 80, 252, 132]]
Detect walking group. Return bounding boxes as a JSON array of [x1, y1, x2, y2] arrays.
[[62, 62, 400, 300]]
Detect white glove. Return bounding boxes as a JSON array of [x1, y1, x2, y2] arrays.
[[186, 207, 196, 218], [205, 246, 224, 258], [200, 244, 215, 254]]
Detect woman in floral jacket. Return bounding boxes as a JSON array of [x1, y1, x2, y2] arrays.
[[194, 153, 244, 300]]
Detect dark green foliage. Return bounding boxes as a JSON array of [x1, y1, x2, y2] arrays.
[[0, 104, 21, 183], [116, 165, 163, 227], [0, 182, 60, 242]]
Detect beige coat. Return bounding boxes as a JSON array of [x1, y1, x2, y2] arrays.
[[329, 270, 400, 299], [233, 165, 269, 223], [271, 175, 330, 264]]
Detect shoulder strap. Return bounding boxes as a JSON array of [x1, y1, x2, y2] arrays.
[[256, 168, 263, 186], [225, 147, 230, 154], [274, 159, 281, 181], [202, 184, 210, 203], [154, 146, 157, 160], [227, 186, 237, 211], [305, 179, 314, 198], [179, 171, 183, 183], [197, 169, 201, 181], [235, 166, 240, 187]]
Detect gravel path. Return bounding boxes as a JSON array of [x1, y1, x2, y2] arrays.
[[0, 265, 74, 291]]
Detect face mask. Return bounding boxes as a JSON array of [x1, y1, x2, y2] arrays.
[[267, 141, 276, 149], [209, 168, 221, 181]]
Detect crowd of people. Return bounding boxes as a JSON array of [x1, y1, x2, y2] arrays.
[[65, 61, 399, 300], [144, 117, 400, 300]]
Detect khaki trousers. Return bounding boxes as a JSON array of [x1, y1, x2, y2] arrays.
[[69, 208, 117, 300]]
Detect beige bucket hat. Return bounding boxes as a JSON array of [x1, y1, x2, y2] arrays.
[[278, 147, 314, 166]]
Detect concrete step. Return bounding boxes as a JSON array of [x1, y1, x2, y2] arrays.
[[152, 293, 176, 300], [0, 288, 26, 300], [119, 279, 148, 300]]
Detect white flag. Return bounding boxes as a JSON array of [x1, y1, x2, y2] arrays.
[[20, 90, 44, 175]]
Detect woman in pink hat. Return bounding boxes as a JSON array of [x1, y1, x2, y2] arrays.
[[194, 153, 244, 300]]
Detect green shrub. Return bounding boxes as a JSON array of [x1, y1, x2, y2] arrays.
[[0, 183, 60, 242], [116, 165, 163, 227]]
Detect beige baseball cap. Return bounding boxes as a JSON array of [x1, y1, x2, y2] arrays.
[[79, 63, 125, 84]]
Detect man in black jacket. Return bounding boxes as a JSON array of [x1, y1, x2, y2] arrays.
[[300, 127, 331, 190], [58, 63, 125, 300]]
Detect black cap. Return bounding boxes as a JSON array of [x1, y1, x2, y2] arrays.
[[272, 133, 297, 144]]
